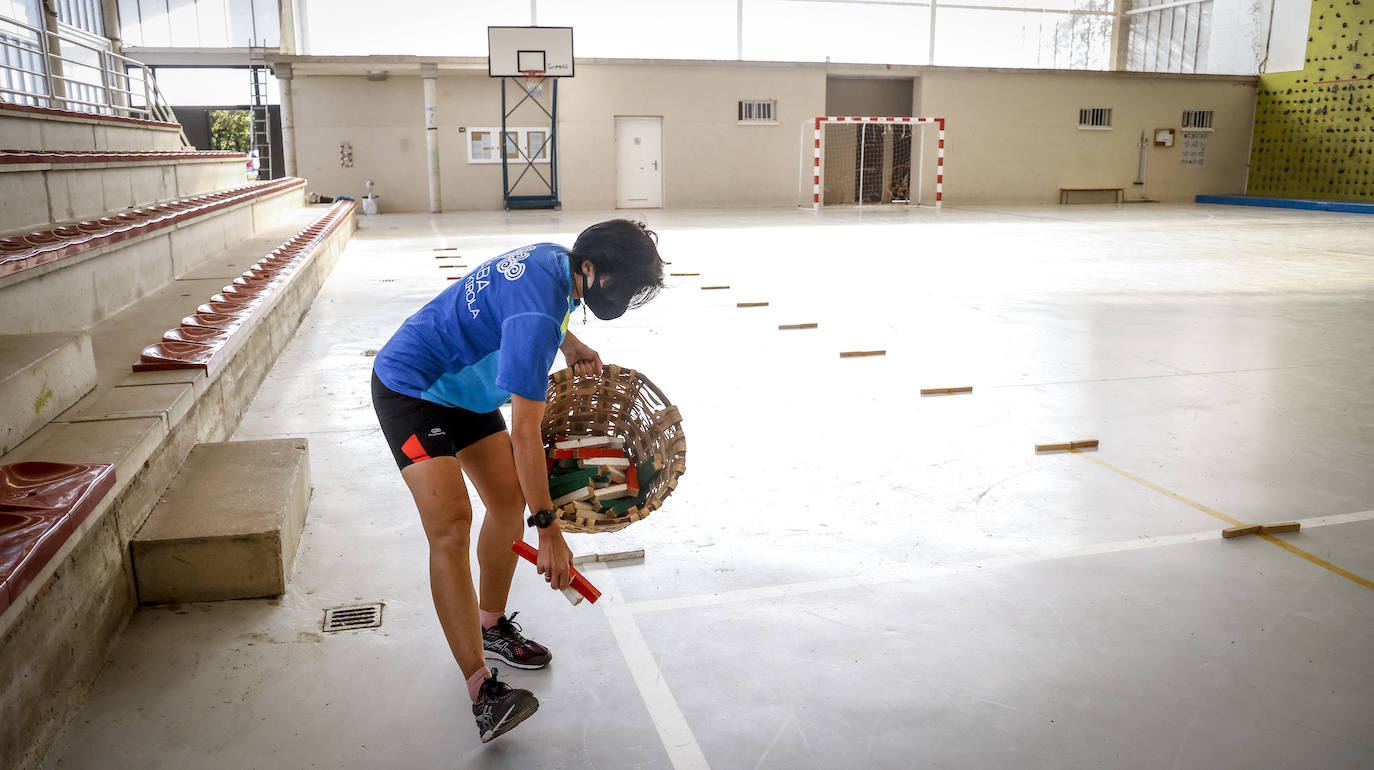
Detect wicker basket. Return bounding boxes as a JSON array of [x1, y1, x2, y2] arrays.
[[541, 364, 686, 533]]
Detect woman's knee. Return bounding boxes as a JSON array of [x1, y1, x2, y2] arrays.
[[423, 509, 474, 553], [486, 483, 526, 518]]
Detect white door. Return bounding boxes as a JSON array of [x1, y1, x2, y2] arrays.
[[615, 116, 663, 208]]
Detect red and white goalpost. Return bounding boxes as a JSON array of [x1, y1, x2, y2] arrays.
[[801, 116, 945, 209]]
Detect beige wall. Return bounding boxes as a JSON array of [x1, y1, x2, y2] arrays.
[[289, 61, 1255, 211], [290, 64, 825, 212], [918, 71, 1257, 203]]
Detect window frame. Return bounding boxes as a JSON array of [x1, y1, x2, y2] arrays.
[[1077, 106, 1113, 130], [466, 126, 551, 164], [1182, 109, 1215, 132], [737, 98, 779, 125]]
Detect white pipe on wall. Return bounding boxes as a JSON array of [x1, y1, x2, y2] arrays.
[[421, 63, 442, 213]]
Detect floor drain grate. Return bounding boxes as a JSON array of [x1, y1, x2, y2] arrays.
[[322, 603, 384, 632]]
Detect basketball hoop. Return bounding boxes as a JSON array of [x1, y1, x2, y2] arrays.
[[519, 69, 546, 97]]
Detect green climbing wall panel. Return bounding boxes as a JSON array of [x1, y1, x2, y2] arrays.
[[1248, 0, 1374, 200]]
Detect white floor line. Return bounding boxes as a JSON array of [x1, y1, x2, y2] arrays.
[[591, 564, 711, 770], [622, 510, 1374, 616]]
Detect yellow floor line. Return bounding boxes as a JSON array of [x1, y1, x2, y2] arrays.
[[1072, 449, 1374, 592]]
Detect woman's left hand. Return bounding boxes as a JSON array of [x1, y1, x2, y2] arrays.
[[564, 338, 603, 377]]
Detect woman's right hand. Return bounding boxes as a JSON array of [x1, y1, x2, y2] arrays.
[[536, 525, 573, 591]]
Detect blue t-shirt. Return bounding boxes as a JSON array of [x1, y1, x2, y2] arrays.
[[373, 243, 575, 411]]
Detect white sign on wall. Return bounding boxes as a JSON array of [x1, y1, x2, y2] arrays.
[[1181, 132, 1209, 167]]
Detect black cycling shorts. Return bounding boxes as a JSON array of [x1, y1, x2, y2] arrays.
[[371, 370, 507, 470]]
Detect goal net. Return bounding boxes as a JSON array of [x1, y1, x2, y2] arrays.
[[798, 117, 944, 209]]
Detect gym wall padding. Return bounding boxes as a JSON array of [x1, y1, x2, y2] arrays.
[[1248, 0, 1374, 200]]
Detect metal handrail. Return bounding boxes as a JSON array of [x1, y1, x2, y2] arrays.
[[0, 14, 188, 145]]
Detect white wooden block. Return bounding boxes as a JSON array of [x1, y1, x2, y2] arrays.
[[555, 436, 626, 450], [594, 483, 630, 500], [581, 457, 631, 468], [552, 485, 593, 507]]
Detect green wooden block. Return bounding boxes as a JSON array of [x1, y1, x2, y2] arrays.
[[549, 467, 614, 497], [601, 498, 638, 515], [636, 460, 660, 491], [549, 470, 598, 497]]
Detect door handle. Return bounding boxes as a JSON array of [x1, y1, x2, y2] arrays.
[[652, 161, 659, 170]]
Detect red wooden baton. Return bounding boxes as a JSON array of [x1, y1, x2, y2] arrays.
[[511, 540, 602, 604]]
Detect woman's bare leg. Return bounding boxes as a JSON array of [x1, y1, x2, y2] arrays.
[[459, 430, 527, 616], [401, 455, 484, 678]]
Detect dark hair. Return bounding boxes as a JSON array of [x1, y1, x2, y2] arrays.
[[568, 219, 666, 310]]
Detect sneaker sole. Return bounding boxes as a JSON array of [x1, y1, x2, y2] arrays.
[[483, 650, 551, 670], [480, 692, 540, 744]]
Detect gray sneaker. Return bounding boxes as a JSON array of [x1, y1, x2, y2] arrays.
[[472, 668, 539, 744], [482, 612, 552, 670]]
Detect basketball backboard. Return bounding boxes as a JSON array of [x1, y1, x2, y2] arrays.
[[488, 26, 574, 77]]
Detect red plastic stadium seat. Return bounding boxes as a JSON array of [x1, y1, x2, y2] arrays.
[[163, 326, 232, 345], [208, 290, 262, 306], [0, 462, 116, 613], [0, 178, 305, 279], [0, 149, 245, 165], [180, 312, 242, 330], [133, 341, 216, 371], [196, 301, 253, 316], [231, 274, 279, 290], [130, 199, 357, 377]]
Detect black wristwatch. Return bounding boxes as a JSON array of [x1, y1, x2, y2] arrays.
[[527, 509, 555, 529]]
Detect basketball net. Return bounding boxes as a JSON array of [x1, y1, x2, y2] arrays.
[[519, 70, 546, 98]]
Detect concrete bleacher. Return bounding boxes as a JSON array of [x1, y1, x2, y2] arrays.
[[0, 102, 186, 152], [0, 100, 356, 769], [0, 148, 250, 235]]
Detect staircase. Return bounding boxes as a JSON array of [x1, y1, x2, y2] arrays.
[[0, 55, 354, 769]]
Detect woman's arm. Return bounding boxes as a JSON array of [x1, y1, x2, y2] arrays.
[[510, 393, 573, 590], [560, 330, 603, 377]]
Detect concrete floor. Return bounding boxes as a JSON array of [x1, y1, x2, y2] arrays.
[[46, 204, 1374, 769]]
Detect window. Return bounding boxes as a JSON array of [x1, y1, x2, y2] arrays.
[[1078, 107, 1112, 129], [54, 0, 103, 36], [1182, 110, 1213, 130], [467, 127, 550, 164], [117, 0, 280, 48], [738, 99, 777, 124]]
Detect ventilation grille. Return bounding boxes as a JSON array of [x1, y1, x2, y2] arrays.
[[738, 99, 777, 124], [1078, 107, 1112, 129], [1182, 110, 1214, 130], [323, 603, 384, 632]]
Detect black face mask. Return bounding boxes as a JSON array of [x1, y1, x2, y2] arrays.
[[582, 273, 627, 320]]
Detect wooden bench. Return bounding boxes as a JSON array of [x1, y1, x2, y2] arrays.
[[1059, 187, 1125, 204]]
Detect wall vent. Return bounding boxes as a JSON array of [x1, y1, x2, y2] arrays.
[[1182, 110, 1214, 130], [1078, 107, 1112, 129], [738, 99, 777, 124]]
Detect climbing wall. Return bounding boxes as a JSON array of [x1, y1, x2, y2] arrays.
[[1248, 0, 1374, 200]]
